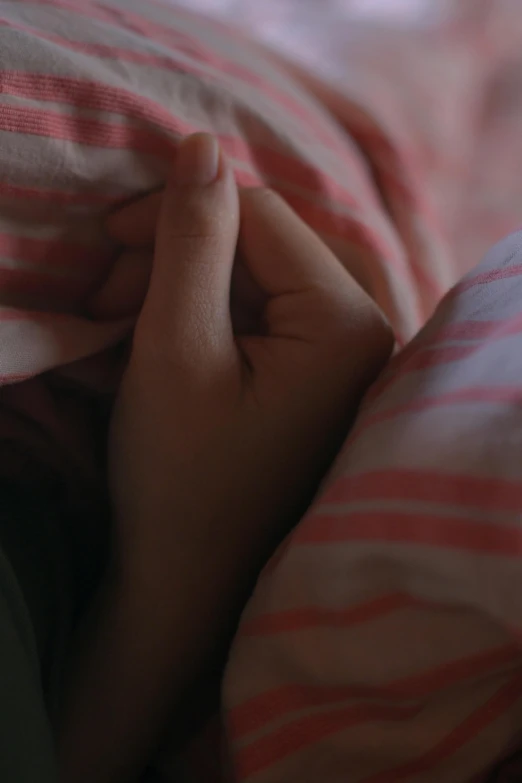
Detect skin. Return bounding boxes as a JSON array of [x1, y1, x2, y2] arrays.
[[59, 133, 394, 783]]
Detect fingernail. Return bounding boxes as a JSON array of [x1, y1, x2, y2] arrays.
[[175, 133, 221, 186]]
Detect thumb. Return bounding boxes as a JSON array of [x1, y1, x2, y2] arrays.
[[135, 134, 239, 366]]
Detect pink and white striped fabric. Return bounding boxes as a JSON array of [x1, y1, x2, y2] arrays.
[[2, 1, 522, 781], [224, 229, 522, 783], [0, 0, 447, 390]]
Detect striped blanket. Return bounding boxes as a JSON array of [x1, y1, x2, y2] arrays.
[[2, 1, 522, 781]]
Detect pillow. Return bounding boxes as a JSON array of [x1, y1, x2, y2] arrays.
[[224, 230, 522, 783]]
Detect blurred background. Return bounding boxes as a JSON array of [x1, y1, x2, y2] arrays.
[[168, 0, 453, 81]]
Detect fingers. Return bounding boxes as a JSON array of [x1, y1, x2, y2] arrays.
[[239, 188, 351, 298], [88, 249, 151, 320], [106, 191, 162, 247], [238, 187, 394, 372], [134, 134, 240, 365], [238, 188, 375, 322], [230, 259, 267, 335], [105, 155, 391, 376]]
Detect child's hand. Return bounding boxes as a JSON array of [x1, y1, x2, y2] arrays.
[[109, 133, 393, 587], [60, 133, 393, 783]]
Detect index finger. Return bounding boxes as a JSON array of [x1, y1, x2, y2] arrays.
[[239, 188, 359, 298]]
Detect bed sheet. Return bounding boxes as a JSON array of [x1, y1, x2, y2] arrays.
[[172, 0, 522, 279]]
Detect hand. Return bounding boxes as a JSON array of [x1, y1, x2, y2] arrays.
[[90, 191, 266, 334], [60, 133, 393, 783], [109, 132, 392, 577]]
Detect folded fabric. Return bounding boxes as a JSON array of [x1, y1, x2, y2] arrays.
[[224, 230, 522, 782]]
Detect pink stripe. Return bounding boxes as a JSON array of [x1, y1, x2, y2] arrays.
[[392, 313, 522, 391], [0, 16, 203, 75], [0, 70, 359, 207], [351, 386, 522, 448], [0, 232, 104, 269], [229, 645, 520, 741], [382, 343, 485, 386], [361, 674, 522, 782], [322, 470, 522, 514], [295, 507, 522, 556], [3, 4, 438, 295], [0, 68, 373, 215], [0, 179, 115, 205], [233, 701, 421, 779], [434, 316, 522, 343], [1, 69, 182, 135], [0, 267, 87, 297], [352, 124, 465, 191], [348, 126, 444, 300], [454, 263, 522, 295], [0, 72, 399, 264], [348, 122, 432, 198], [233, 672, 522, 779], [0, 110, 393, 259], [24, 0, 347, 150], [276, 192, 388, 253], [366, 312, 522, 406], [0, 103, 173, 156], [240, 593, 415, 636]]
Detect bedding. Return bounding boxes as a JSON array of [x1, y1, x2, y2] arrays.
[[1, 0, 522, 781], [0, 0, 449, 489], [224, 229, 522, 782]]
